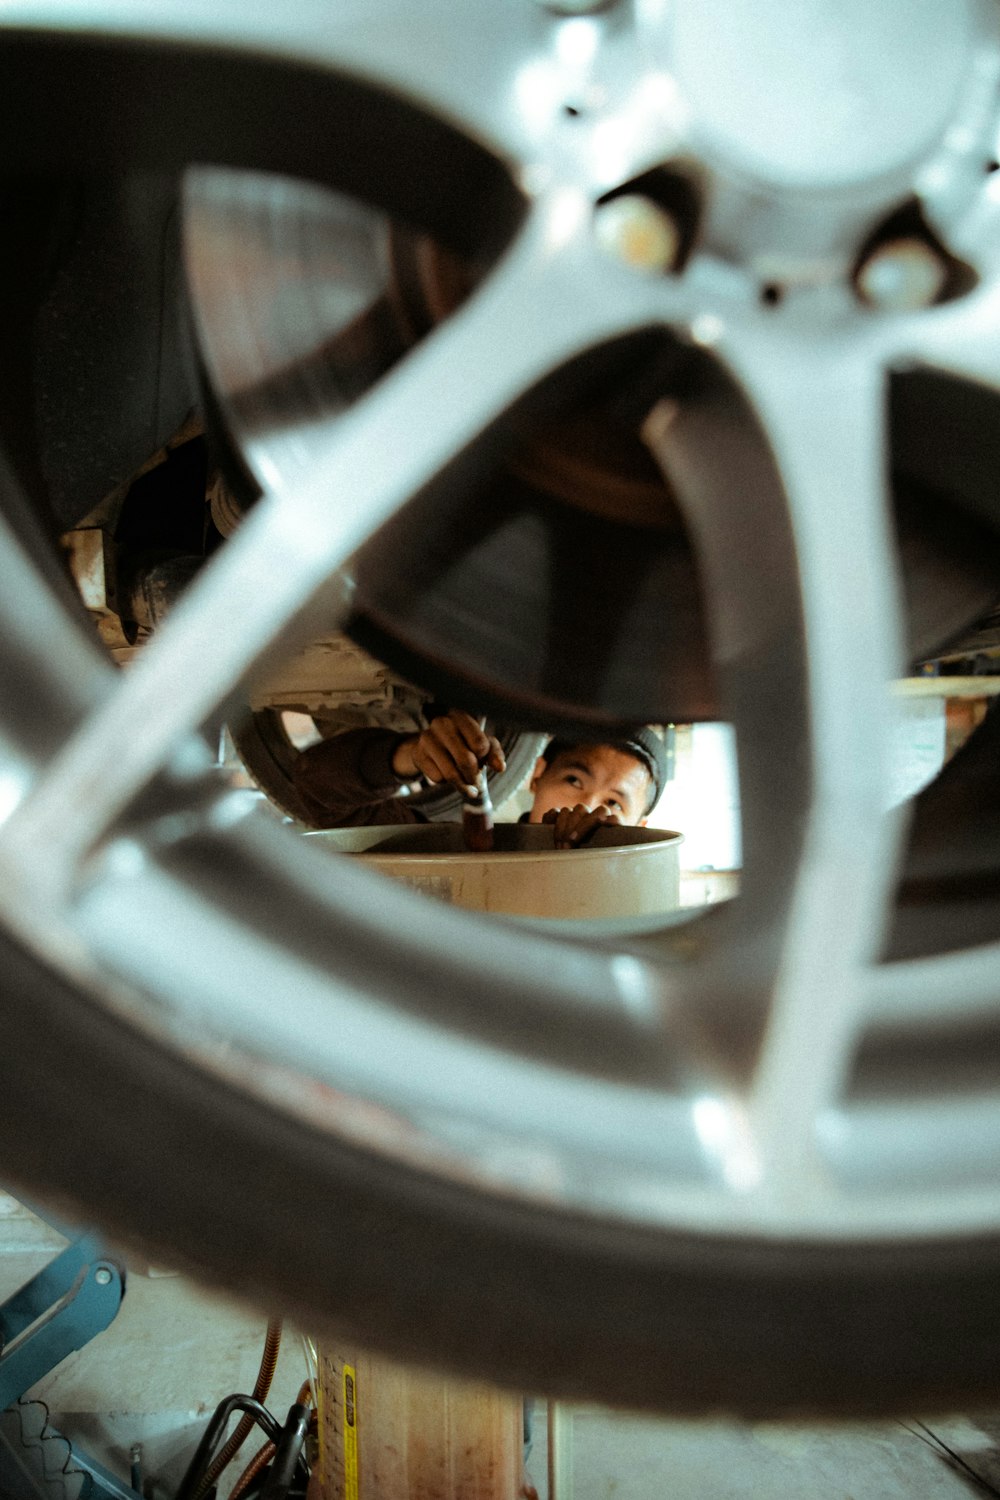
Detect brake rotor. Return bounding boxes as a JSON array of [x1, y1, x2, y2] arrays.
[[351, 227, 717, 726], [191, 191, 1000, 733]]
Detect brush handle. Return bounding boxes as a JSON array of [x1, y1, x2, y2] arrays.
[[462, 768, 495, 852]]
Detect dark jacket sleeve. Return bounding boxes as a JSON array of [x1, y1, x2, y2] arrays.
[[293, 727, 426, 827]]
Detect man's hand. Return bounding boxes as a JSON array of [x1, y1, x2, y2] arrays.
[[392, 710, 505, 794], [541, 803, 622, 849]]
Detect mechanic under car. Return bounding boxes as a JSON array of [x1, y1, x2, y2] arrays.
[[292, 708, 668, 847]]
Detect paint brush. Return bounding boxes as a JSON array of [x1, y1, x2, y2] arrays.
[[462, 765, 495, 852]]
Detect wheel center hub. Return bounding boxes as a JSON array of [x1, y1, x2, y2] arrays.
[[639, 0, 974, 190]]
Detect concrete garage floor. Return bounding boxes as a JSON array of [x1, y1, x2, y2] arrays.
[[531, 1407, 1000, 1500], [6, 1198, 1000, 1500]]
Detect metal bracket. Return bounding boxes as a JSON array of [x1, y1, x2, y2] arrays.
[[0, 1231, 126, 1411]]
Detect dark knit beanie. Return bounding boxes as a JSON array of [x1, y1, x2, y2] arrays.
[[543, 727, 669, 815]]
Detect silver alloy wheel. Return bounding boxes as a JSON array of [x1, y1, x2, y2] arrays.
[[2, 0, 1000, 1414]]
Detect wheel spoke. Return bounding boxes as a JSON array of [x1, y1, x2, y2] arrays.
[[867, 944, 1000, 1028], [880, 187, 1000, 395], [0, 197, 668, 894], [647, 329, 908, 1199], [894, 281, 1000, 394], [739, 336, 908, 1193]]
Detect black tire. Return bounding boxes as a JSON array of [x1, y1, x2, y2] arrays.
[[3, 918, 1000, 1421]]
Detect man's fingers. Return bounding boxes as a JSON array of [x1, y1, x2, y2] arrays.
[[551, 803, 586, 848], [449, 710, 492, 755], [574, 808, 620, 846], [428, 729, 479, 784], [439, 709, 503, 771], [487, 735, 506, 774], [422, 710, 506, 783], [546, 803, 620, 849], [414, 739, 471, 788], [428, 717, 483, 784], [411, 741, 445, 784], [541, 807, 576, 848], [580, 807, 618, 835], [413, 731, 485, 795]]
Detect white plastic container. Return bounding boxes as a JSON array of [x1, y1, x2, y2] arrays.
[[314, 822, 683, 922]]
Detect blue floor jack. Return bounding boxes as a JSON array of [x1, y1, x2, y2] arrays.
[[0, 1216, 310, 1500], [0, 1221, 137, 1500]]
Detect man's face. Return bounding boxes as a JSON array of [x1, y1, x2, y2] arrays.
[[527, 744, 652, 827]]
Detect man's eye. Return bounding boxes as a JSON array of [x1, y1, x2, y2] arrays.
[[565, 774, 583, 788]]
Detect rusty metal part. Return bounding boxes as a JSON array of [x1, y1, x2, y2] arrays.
[[61, 528, 117, 616], [386, 228, 684, 531], [61, 527, 133, 652]]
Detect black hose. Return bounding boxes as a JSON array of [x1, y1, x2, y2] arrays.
[[176, 1396, 282, 1500], [258, 1403, 310, 1500]]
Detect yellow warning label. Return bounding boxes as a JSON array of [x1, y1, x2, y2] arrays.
[[342, 1364, 359, 1500]]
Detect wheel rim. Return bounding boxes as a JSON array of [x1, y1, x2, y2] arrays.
[[0, 0, 1000, 1327]]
